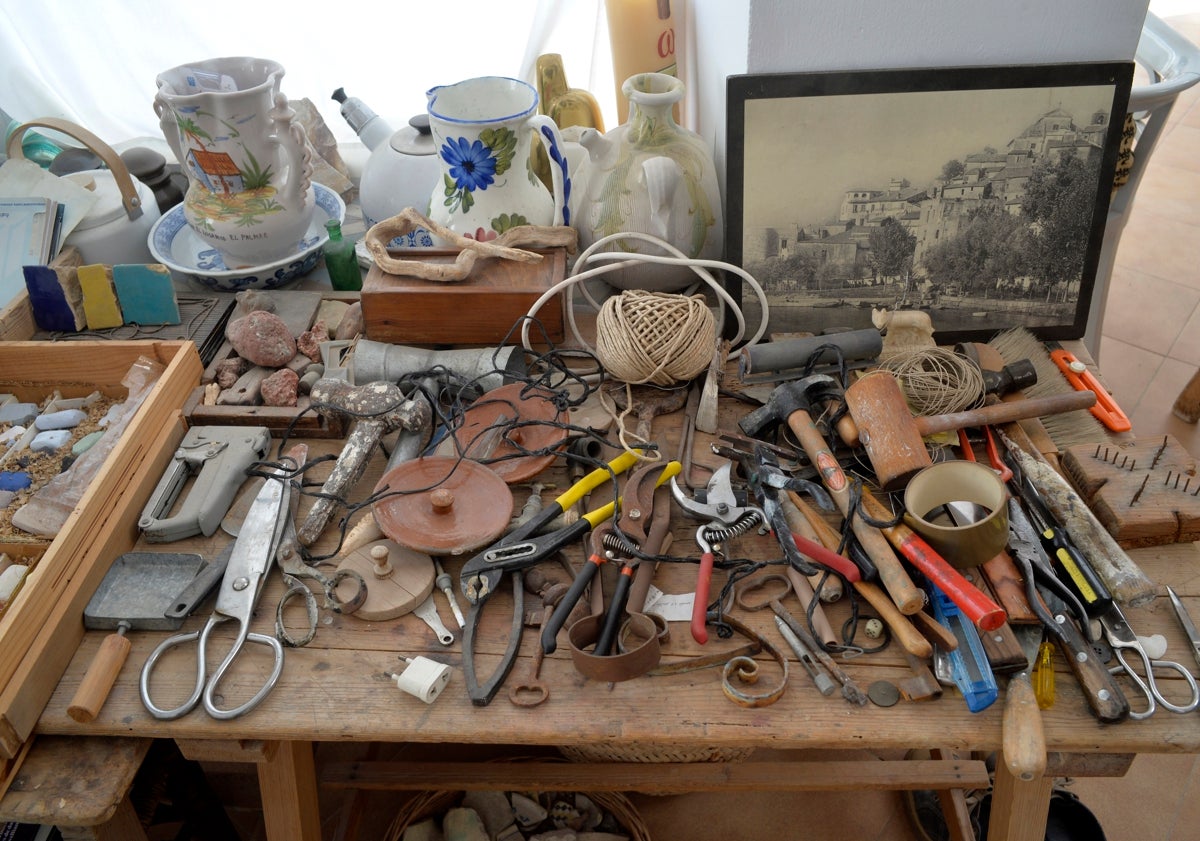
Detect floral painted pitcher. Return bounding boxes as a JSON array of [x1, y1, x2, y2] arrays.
[[426, 76, 570, 241], [155, 57, 316, 267]]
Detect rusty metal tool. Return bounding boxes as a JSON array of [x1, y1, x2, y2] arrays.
[[774, 616, 836, 696]]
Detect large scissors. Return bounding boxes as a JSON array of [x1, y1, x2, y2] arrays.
[[139, 454, 290, 720], [272, 443, 367, 648], [1097, 600, 1200, 720]]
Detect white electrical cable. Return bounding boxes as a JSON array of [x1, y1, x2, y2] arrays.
[[520, 231, 771, 358]]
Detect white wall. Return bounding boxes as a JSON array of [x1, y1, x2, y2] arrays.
[[690, 0, 1151, 199]]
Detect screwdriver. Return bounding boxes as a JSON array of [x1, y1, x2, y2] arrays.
[[1033, 639, 1055, 710]]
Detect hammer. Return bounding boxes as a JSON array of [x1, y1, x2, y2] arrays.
[[844, 370, 1096, 490], [739, 375, 925, 616], [298, 379, 433, 547]]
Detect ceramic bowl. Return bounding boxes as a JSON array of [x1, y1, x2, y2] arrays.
[[147, 183, 345, 291]]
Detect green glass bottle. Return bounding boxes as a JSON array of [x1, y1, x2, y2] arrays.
[[324, 219, 362, 292]]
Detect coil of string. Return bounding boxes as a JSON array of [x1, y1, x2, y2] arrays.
[[877, 346, 986, 416], [595, 289, 716, 386]]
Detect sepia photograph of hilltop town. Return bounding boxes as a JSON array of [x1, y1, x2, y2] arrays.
[[734, 73, 1126, 340]]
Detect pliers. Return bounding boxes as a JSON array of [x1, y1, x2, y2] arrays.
[[541, 460, 680, 655]]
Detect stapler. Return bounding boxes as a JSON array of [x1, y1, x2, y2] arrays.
[[138, 426, 271, 543]]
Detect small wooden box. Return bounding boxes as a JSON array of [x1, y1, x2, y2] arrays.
[[360, 248, 566, 345], [0, 340, 201, 758]]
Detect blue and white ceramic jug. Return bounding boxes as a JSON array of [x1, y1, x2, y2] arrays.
[[426, 76, 570, 241]]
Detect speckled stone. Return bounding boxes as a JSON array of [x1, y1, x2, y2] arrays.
[[34, 408, 87, 430], [335, 302, 363, 340], [226, 310, 297, 368], [31, 429, 70, 453], [297, 319, 329, 362], [260, 368, 300, 407], [215, 356, 250, 390]]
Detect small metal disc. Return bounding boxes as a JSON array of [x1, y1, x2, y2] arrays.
[[433, 383, 566, 483], [373, 457, 512, 556], [868, 680, 901, 708]]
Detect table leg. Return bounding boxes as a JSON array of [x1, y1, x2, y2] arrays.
[[257, 740, 321, 841], [986, 754, 1053, 841]]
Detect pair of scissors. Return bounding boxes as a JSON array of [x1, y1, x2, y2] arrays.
[[139, 454, 291, 720], [1098, 600, 1200, 720], [272, 444, 368, 648], [1167, 586, 1200, 672]]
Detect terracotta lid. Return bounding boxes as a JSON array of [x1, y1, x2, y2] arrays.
[[373, 456, 512, 556]]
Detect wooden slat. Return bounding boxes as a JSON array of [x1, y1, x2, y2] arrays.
[[320, 758, 991, 793]]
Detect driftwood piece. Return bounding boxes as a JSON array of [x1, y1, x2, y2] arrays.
[[364, 208, 577, 282]]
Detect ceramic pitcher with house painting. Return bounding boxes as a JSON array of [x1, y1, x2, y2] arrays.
[[425, 76, 571, 242], [154, 57, 315, 267]]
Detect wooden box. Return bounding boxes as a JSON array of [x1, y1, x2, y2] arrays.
[[0, 340, 201, 758], [360, 247, 566, 345]]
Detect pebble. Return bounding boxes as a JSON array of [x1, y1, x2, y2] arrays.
[[235, 289, 276, 314], [31, 429, 71, 453], [0, 490, 14, 508], [442, 808, 488, 841], [0, 403, 37, 427], [72, 430, 104, 455], [0, 565, 29, 605], [260, 368, 300, 407], [34, 409, 87, 431], [0, 472, 32, 492], [226, 310, 297, 367], [298, 370, 323, 395], [400, 819, 443, 841], [59, 455, 77, 472], [215, 356, 249, 390], [0, 425, 25, 445], [297, 319, 330, 362], [335, 302, 363, 340]]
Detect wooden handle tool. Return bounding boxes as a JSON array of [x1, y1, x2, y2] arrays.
[[67, 622, 132, 723], [787, 491, 931, 659], [1002, 626, 1048, 782]]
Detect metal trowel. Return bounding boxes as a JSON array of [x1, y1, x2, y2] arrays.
[[66, 548, 230, 723]]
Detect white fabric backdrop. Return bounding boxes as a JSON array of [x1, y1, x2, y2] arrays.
[[0, 0, 615, 152]]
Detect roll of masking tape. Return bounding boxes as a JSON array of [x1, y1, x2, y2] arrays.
[[903, 460, 1009, 570]]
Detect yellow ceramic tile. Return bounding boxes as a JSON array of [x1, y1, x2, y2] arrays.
[[76, 263, 123, 330]]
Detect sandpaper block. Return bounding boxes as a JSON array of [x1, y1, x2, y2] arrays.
[[23, 264, 85, 332], [1061, 434, 1200, 548], [77, 264, 124, 330], [112, 263, 181, 325]]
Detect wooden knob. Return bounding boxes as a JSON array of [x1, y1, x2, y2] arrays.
[[430, 488, 454, 512], [370, 544, 394, 578]]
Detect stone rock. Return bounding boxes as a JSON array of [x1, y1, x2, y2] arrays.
[[462, 791, 516, 839], [335, 302, 363, 340], [34, 409, 87, 431], [442, 808, 489, 841], [0, 472, 32, 492], [578, 835, 629, 841], [235, 289, 276, 314], [297, 319, 330, 362], [260, 368, 300, 407], [317, 299, 350, 331], [72, 430, 104, 456], [530, 831, 577, 841], [0, 490, 14, 508], [215, 356, 250, 389], [0, 403, 37, 427], [31, 429, 71, 453], [226, 310, 297, 367], [401, 818, 444, 841], [298, 370, 323, 395], [0, 425, 26, 445], [512, 792, 548, 828]]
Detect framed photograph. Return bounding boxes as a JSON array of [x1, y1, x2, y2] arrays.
[[726, 63, 1133, 345]]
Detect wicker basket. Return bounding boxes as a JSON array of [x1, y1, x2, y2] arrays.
[[559, 743, 755, 764], [383, 786, 651, 841]]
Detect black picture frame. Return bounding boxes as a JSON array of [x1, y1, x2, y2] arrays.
[[725, 63, 1134, 345]]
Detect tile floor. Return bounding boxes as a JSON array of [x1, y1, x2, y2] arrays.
[[147, 13, 1200, 841]]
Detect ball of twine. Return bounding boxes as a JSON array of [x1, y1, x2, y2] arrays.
[[595, 290, 716, 386], [878, 346, 986, 416]]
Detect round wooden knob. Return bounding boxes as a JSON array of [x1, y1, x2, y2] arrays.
[[370, 544, 394, 578]]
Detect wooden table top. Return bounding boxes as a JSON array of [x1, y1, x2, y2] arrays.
[[31, 390, 1200, 760]]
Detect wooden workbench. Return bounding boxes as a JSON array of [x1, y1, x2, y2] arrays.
[[24, 384, 1200, 841]]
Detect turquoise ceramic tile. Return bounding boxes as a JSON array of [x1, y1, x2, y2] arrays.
[[112, 264, 181, 325]]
